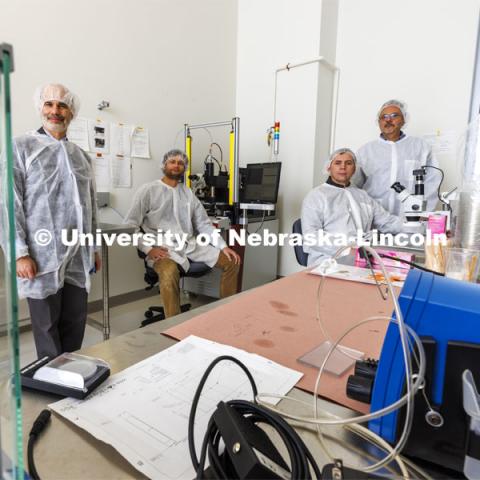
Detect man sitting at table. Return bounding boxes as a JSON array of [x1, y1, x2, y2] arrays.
[[301, 148, 405, 267], [124, 149, 240, 318]]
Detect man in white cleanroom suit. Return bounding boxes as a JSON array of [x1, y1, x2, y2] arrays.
[[301, 148, 404, 267], [354, 99, 440, 216], [124, 149, 240, 318], [14, 83, 100, 359]]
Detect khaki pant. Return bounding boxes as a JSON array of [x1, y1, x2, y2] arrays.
[[153, 252, 240, 318]]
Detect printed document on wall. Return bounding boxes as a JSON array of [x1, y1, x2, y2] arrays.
[[110, 123, 132, 157], [67, 117, 90, 151], [111, 155, 132, 188], [49, 335, 302, 480], [91, 153, 110, 191], [89, 120, 110, 154], [423, 130, 457, 155], [131, 126, 150, 158]]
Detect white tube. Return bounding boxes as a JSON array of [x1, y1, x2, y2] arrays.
[[272, 56, 340, 151], [330, 68, 340, 152], [257, 242, 423, 473], [256, 319, 425, 426]]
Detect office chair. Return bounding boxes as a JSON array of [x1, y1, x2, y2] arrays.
[[292, 218, 309, 267], [137, 250, 211, 327]]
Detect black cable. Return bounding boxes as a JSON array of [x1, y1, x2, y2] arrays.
[[204, 153, 222, 172], [246, 210, 266, 235], [188, 356, 321, 480], [378, 253, 445, 276], [210, 142, 225, 171], [188, 355, 258, 473], [27, 409, 51, 480], [422, 164, 450, 211]]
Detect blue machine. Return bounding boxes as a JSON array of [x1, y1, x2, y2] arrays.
[[368, 269, 480, 471]]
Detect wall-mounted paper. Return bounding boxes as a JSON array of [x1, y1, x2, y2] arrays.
[[110, 123, 132, 157], [131, 126, 150, 158], [423, 130, 457, 155], [91, 153, 111, 191], [89, 120, 110, 154], [111, 156, 132, 188], [67, 117, 90, 151]]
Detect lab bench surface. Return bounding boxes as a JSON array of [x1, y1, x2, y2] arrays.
[[20, 278, 381, 479]]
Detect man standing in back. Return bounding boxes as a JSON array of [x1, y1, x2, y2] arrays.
[[354, 99, 439, 216]]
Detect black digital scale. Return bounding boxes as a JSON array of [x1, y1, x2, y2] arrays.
[[21, 353, 110, 399]]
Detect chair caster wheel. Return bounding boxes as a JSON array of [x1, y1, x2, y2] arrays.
[[145, 310, 153, 319]]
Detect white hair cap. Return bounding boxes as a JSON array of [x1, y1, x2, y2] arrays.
[[161, 149, 189, 173], [376, 99, 409, 125], [324, 147, 357, 173], [33, 83, 80, 118]]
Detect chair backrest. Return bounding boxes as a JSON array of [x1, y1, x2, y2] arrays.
[[292, 219, 309, 267]]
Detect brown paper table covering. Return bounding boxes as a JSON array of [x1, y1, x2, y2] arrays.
[[164, 270, 397, 413]]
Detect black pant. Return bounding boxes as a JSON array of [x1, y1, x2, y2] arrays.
[[27, 283, 88, 359]]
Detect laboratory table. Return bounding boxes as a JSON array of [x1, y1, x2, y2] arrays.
[[98, 222, 136, 341], [20, 282, 392, 479]]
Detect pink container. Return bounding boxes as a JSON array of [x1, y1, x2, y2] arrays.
[[427, 214, 447, 235], [354, 248, 413, 272]]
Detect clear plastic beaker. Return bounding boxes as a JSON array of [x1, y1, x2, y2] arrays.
[[445, 248, 480, 282]]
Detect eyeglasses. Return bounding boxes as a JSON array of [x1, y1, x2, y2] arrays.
[[380, 113, 402, 121]]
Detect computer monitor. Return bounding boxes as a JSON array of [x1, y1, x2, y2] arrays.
[[241, 162, 282, 204]]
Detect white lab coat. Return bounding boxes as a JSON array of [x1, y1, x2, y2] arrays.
[[12, 130, 97, 299], [354, 135, 440, 216], [301, 182, 404, 267], [124, 180, 227, 271]]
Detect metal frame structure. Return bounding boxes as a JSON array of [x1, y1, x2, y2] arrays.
[[272, 56, 340, 154], [184, 117, 240, 205]]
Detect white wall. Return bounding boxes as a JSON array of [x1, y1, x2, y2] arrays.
[[335, 0, 480, 191], [236, 0, 339, 277], [6, 0, 477, 304], [1, 0, 238, 312]]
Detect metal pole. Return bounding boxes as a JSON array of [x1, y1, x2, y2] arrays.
[[233, 117, 240, 203], [101, 241, 110, 340], [272, 56, 339, 125], [330, 68, 340, 152], [184, 124, 191, 187], [469, 11, 480, 122], [188, 120, 233, 130]]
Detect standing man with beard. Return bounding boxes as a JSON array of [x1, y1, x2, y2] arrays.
[[124, 149, 240, 318], [13, 83, 100, 359]]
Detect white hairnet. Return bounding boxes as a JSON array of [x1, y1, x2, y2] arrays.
[[376, 99, 409, 125], [162, 149, 189, 172], [33, 83, 80, 118], [324, 147, 357, 173]]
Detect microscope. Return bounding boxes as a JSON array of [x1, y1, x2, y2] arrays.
[[391, 166, 454, 233], [391, 167, 428, 226], [189, 148, 230, 216]]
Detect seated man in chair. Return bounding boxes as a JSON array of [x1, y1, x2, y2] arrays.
[[301, 148, 405, 267], [124, 149, 240, 317]]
